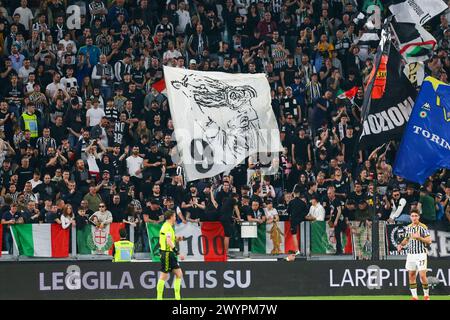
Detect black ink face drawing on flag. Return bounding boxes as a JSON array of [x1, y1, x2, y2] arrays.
[[163, 66, 283, 182]]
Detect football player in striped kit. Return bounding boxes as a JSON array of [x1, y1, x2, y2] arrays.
[[397, 209, 432, 300]]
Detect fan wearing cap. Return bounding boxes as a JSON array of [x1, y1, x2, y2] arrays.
[[388, 188, 410, 224], [182, 183, 204, 223], [113, 84, 128, 111], [143, 198, 164, 224], [96, 169, 114, 202], [188, 58, 197, 70]]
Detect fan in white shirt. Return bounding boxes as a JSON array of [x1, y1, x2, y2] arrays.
[[86, 100, 106, 127], [45, 73, 66, 98], [13, 0, 33, 31], [61, 68, 79, 91], [176, 3, 191, 34], [61, 204, 76, 229], [85, 140, 106, 176], [163, 41, 182, 63], [27, 172, 42, 189], [263, 199, 279, 224], [305, 196, 325, 221], [18, 59, 35, 84], [59, 35, 77, 53], [126, 146, 144, 178]]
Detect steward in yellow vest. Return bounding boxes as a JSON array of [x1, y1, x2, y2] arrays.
[[113, 228, 134, 262], [20, 103, 40, 138]]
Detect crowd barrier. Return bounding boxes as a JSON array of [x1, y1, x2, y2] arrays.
[[2, 221, 449, 260], [0, 259, 450, 299]]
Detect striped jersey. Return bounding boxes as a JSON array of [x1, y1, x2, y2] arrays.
[[272, 47, 287, 70], [88, 0, 106, 24], [404, 223, 430, 254], [271, 0, 282, 14]]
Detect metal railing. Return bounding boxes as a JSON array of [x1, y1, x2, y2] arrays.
[[0, 220, 412, 262]]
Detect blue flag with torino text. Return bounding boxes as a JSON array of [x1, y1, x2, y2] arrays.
[[393, 77, 450, 184]]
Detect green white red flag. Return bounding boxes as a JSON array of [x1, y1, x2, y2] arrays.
[[251, 221, 301, 254], [337, 86, 358, 101], [310, 221, 352, 255], [11, 224, 70, 257]]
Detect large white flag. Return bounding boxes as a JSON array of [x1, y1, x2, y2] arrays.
[[389, 0, 447, 25], [164, 66, 283, 182]]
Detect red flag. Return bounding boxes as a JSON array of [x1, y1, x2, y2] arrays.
[[152, 79, 166, 94], [108, 222, 125, 255], [201, 222, 227, 261], [51, 224, 70, 257], [344, 226, 353, 254]]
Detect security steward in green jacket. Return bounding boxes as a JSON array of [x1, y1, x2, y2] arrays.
[[113, 228, 134, 262]]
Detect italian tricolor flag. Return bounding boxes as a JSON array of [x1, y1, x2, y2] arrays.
[[11, 224, 70, 257], [337, 86, 358, 101], [310, 221, 352, 254], [251, 222, 300, 254], [146, 221, 227, 262]]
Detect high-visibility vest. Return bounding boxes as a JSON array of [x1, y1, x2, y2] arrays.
[[22, 113, 38, 138], [113, 240, 134, 262]]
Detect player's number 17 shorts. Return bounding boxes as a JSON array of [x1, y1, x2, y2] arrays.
[[405, 253, 428, 272]]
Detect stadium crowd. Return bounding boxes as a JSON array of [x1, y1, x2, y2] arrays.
[[0, 0, 450, 256]]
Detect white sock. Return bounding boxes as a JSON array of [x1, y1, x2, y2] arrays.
[[423, 283, 429, 297], [410, 285, 418, 298]]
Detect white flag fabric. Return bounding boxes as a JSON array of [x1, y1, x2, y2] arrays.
[[388, 0, 447, 25], [164, 66, 283, 182], [390, 20, 436, 63], [404, 61, 425, 87]]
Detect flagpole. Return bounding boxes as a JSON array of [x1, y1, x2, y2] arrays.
[[370, 139, 391, 261], [357, 17, 393, 261], [371, 175, 379, 261]]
